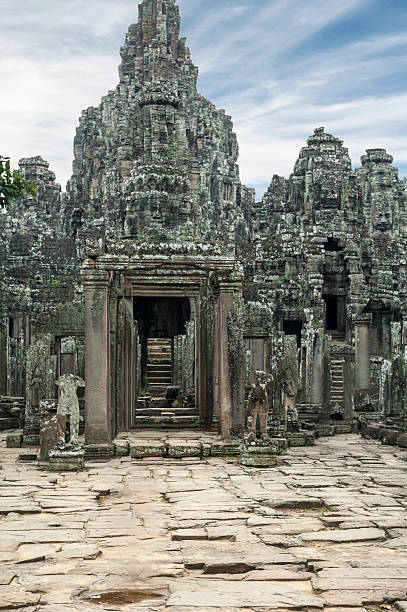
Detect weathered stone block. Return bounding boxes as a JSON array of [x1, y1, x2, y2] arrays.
[[0, 418, 19, 431], [6, 432, 23, 448], [167, 440, 202, 458], [114, 439, 130, 456], [84, 443, 114, 461], [48, 447, 85, 472], [130, 440, 167, 459]]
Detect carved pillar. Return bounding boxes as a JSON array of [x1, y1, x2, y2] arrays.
[[197, 295, 209, 428], [343, 354, 355, 420], [310, 331, 324, 405], [213, 269, 245, 439], [354, 315, 371, 390], [82, 267, 112, 444], [117, 297, 136, 433], [0, 318, 7, 395], [212, 290, 221, 425]]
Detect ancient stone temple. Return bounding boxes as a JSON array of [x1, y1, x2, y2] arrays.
[[1, 0, 407, 456]]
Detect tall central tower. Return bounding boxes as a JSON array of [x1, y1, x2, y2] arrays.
[[66, 0, 246, 250]]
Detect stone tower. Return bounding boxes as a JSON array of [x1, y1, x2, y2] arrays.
[[65, 0, 245, 251]]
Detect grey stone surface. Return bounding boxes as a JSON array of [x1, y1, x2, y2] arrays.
[[1, 428, 407, 609]]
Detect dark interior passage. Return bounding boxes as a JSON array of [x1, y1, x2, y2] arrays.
[[325, 296, 338, 330], [133, 297, 191, 393], [283, 320, 302, 347], [324, 295, 346, 334]]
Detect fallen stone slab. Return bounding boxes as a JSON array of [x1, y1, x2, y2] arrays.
[[0, 499, 41, 514], [318, 567, 407, 579], [262, 496, 325, 510], [396, 602, 407, 611], [252, 518, 324, 535], [322, 588, 407, 607], [301, 527, 385, 543], [242, 568, 314, 581], [338, 521, 374, 529], [172, 529, 208, 541], [167, 579, 323, 608], [0, 529, 85, 544], [0, 539, 19, 552], [0, 585, 41, 609], [384, 536, 407, 548], [258, 534, 305, 548], [324, 608, 367, 612], [181, 542, 301, 572], [312, 576, 407, 593], [0, 572, 16, 585]]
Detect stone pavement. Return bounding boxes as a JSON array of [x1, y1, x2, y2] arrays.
[[1, 433, 407, 611]]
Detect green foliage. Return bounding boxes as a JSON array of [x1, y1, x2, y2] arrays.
[[0, 156, 37, 209]]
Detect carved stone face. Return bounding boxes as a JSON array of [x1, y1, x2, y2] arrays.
[[373, 197, 392, 232]]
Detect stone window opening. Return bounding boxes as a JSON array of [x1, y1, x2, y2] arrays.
[[324, 296, 346, 337], [324, 237, 344, 252], [283, 320, 302, 347]]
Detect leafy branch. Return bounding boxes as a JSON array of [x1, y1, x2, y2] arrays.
[[0, 156, 37, 209]]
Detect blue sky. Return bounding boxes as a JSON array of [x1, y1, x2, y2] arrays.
[[1, 0, 406, 198]]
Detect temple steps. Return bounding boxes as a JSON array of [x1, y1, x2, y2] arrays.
[[147, 338, 172, 389], [134, 415, 201, 429], [135, 339, 200, 428], [330, 360, 345, 405]]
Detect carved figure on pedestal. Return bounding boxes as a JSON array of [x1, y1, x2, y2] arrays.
[[55, 374, 85, 446], [247, 371, 272, 442], [30, 365, 42, 415]]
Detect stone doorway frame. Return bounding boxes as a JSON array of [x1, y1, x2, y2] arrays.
[[81, 252, 245, 444]]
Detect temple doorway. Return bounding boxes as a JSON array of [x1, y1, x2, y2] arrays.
[[324, 295, 345, 336], [132, 296, 199, 429]]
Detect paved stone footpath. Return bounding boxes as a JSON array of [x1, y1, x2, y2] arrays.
[[1, 433, 407, 611]]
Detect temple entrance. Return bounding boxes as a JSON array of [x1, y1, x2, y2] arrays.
[[82, 255, 245, 444]]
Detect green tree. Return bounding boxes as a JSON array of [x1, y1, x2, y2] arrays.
[[0, 156, 36, 210]]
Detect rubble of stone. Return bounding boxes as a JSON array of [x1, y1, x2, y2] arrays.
[[0, 0, 406, 452]]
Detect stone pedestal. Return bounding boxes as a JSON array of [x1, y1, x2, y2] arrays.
[[6, 432, 23, 448], [48, 446, 85, 471], [239, 437, 286, 467], [39, 400, 58, 461]]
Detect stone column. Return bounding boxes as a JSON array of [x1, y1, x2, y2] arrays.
[[197, 295, 210, 428], [310, 331, 324, 405], [212, 289, 221, 425], [354, 315, 371, 390], [215, 270, 245, 439], [0, 318, 7, 395], [81, 267, 112, 445], [343, 354, 355, 420]]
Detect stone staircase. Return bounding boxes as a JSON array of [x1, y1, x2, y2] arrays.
[[147, 338, 172, 395], [0, 397, 24, 431], [330, 359, 345, 408], [134, 339, 200, 429]]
